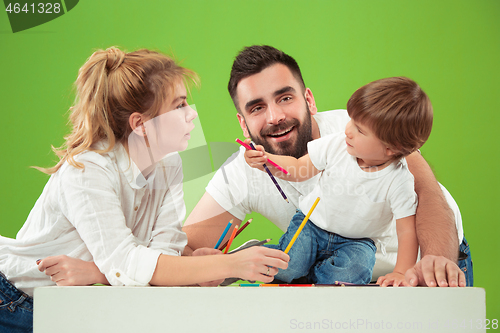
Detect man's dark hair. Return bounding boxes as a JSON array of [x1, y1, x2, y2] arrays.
[[228, 45, 305, 112]]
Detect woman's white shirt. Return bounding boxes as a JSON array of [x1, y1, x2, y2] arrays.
[[0, 142, 188, 296]]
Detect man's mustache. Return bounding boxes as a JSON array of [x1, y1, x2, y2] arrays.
[[260, 119, 300, 136]]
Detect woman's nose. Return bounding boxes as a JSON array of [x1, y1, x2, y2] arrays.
[[186, 104, 198, 122]]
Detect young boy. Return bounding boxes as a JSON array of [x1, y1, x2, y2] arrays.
[[244, 77, 433, 286]]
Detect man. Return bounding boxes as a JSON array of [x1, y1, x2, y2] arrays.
[[184, 45, 472, 287]]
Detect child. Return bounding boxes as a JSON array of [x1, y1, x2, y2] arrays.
[[0, 47, 289, 332], [245, 77, 433, 286]]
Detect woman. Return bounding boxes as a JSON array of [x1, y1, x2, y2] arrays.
[[0, 47, 289, 332]]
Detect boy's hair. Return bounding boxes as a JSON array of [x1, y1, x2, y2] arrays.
[[228, 45, 305, 112], [37, 47, 198, 175], [347, 77, 433, 159]]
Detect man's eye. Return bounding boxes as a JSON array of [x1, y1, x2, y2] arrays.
[[280, 96, 292, 103], [251, 106, 263, 113]]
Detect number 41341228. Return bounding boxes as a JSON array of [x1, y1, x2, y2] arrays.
[[5, 3, 62, 14]]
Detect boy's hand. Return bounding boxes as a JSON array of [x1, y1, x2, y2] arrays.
[[376, 271, 409, 287], [243, 138, 267, 171]]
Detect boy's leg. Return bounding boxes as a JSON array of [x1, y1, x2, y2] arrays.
[[308, 235, 376, 285], [0, 271, 33, 333], [266, 211, 320, 283]]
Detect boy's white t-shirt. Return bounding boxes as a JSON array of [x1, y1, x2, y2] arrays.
[[206, 110, 464, 278], [301, 132, 417, 248]]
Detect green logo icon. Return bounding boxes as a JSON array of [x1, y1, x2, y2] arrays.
[[4, 0, 79, 33]]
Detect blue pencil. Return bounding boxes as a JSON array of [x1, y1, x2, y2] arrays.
[[214, 220, 233, 249], [249, 142, 289, 203]]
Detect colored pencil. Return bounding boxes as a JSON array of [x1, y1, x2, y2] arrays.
[[284, 197, 321, 254], [219, 218, 253, 251], [223, 224, 239, 254], [240, 283, 261, 287], [228, 238, 271, 254], [235, 138, 289, 175], [248, 142, 289, 203], [261, 284, 315, 287], [214, 219, 233, 249]]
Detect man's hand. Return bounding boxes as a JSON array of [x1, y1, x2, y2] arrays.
[[37, 255, 108, 286], [405, 255, 466, 287]]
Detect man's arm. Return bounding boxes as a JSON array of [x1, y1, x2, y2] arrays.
[[183, 192, 243, 255], [405, 152, 458, 261], [404, 152, 466, 287]]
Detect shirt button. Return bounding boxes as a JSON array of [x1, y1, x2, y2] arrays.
[[116, 272, 121, 277], [134, 206, 138, 211]]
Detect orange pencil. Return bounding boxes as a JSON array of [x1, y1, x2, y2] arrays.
[[223, 225, 239, 254]]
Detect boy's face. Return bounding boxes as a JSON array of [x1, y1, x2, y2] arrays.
[[235, 63, 318, 158], [344, 119, 395, 166]]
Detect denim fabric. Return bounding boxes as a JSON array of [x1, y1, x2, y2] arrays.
[[458, 236, 473, 287], [267, 210, 376, 284], [0, 271, 33, 333]]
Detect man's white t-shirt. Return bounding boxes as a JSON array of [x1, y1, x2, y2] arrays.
[[206, 110, 464, 278]]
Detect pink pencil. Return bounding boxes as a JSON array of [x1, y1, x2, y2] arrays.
[[235, 138, 289, 175]]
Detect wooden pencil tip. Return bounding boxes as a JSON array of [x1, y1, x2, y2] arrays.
[[285, 199, 289, 203], [247, 218, 253, 223]]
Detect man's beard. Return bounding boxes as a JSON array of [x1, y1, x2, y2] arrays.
[[246, 105, 313, 159]]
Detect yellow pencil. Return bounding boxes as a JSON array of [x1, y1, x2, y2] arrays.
[[284, 197, 320, 254]]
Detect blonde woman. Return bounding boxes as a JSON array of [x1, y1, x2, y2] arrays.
[[0, 47, 289, 332]]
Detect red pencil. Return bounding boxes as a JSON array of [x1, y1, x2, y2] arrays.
[[235, 138, 289, 175], [223, 225, 239, 254], [219, 218, 252, 251]]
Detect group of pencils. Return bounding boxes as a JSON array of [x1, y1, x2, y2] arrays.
[[214, 197, 321, 255], [214, 218, 253, 253]]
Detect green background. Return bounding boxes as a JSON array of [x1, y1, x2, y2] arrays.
[[1, 0, 498, 319]]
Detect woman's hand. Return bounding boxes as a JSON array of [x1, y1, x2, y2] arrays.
[[229, 246, 289, 283], [37, 255, 108, 286], [191, 248, 225, 286]]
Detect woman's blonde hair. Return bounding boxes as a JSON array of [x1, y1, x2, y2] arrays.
[[38, 47, 198, 174]]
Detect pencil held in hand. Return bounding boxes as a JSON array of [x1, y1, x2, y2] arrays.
[[284, 197, 320, 254], [224, 225, 239, 254], [247, 142, 289, 203], [214, 220, 233, 249]]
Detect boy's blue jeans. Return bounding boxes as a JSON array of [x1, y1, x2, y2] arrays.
[[266, 210, 376, 284], [0, 271, 33, 333]]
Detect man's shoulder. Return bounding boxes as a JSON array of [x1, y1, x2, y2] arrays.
[[313, 110, 350, 136]]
